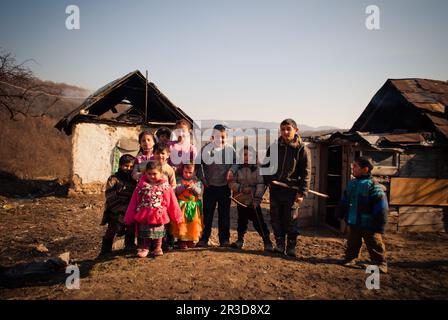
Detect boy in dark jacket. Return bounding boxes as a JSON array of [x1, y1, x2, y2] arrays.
[[100, 154, 137, 255], [262, 119, 311, 257], [338, 156, 389, 273]]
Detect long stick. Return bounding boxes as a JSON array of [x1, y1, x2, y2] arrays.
[[145, 70, 148, 123], [271, 180, 329, 199], [230, 196, 249, 208]]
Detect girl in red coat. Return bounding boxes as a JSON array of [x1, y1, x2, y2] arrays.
[[125, 161, 185, 258]]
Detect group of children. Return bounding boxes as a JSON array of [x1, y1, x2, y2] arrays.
[[100, 118, 389, 273]]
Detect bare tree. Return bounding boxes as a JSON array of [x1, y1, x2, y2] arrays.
[[0, 48, 61, 120]]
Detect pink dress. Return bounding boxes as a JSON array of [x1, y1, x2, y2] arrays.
[[125, 176, 185, 239]]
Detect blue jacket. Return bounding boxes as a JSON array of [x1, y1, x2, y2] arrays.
[[340, 175, 388, 233]]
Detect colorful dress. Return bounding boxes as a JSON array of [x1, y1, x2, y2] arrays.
[[171, 177, 203, 242], [124, 176, 185, 240]]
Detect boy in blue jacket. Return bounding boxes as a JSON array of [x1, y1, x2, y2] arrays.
[[338, 156, 389, 273]]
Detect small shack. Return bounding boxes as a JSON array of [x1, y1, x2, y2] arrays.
[[55, 70, 194, 193], [310, 78, 448, 232]]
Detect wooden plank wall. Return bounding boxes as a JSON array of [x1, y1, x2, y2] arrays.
[[390, 178, 448, 206], [397, 206, 447, 232]]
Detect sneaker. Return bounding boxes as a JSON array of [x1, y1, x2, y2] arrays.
[[231, 239, 244, 249], [137, 249, 149, 258]]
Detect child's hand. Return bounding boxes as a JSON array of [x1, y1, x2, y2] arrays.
[[226, 170, 234, 182], [295, 194, 304, 204]]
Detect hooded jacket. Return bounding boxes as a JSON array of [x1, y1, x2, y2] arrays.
[[262, 135, 311, 196]]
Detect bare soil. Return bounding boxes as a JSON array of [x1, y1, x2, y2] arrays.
[[1, 190, 448, 300]]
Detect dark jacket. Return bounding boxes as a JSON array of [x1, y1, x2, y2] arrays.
[[262, 135, 311, 196], [101, 170, 136, 225]]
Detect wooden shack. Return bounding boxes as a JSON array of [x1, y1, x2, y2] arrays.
[[55, 70, 194, 193], [310, 78, 448, 232]]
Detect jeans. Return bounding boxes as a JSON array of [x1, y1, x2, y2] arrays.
[[201, 185, 231, 244]]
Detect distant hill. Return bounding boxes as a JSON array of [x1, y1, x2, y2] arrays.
[[28, 79, 91, 118], [198, 119, 340, 133]]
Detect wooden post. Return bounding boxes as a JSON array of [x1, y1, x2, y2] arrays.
[[145, 70, 148, 124]]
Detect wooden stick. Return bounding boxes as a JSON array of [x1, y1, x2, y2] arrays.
[[271, 180, 330, 199], [230, 196, 249, 208]]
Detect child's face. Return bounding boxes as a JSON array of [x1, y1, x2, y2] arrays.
[[213, 130, 227, 147], [140, 134, 154, 152], [243, 150, 252, 164], [352, 161, 369, 177], [280, 124, 298, 142], [158, 134, 170, 144], [175, 125, 190, 142], [146, 168, 162, 183], [155, 150, 169, 163], [120, 161, 133, 173], [183, 166, 195, 179]]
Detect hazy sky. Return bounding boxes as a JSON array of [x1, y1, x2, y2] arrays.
[[1, 0, 447, 128]]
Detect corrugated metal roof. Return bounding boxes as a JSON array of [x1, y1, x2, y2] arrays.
[[390, 79, 448, 139]]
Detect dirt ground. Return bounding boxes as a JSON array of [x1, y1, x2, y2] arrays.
[[1, 187, 448, 300]]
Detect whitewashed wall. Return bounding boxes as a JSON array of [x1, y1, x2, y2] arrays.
[[71, 123, 142, 185]]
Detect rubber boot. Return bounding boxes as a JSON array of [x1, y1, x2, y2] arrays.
[[263, 237, 274, 252], [231, 234, 244, 249], [99, 237, 113, 256], [124, 232, 136, 251], [286, 237, 297, 257], [274, 237, 285, 254]]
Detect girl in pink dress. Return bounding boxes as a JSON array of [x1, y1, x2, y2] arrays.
[[125, 161, 185, 258]]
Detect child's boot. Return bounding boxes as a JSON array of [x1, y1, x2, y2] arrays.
[[231, 234, 244, 249], [274, 237, 285, 254], [263, 237, 274, 252], [286, 237, 297, 257], [99, 237, 113, 256], [124, 233, 136, 251], [152, 238, 164, 257]]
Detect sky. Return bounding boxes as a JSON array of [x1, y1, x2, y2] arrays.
[[1, 0, 447, 128]]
